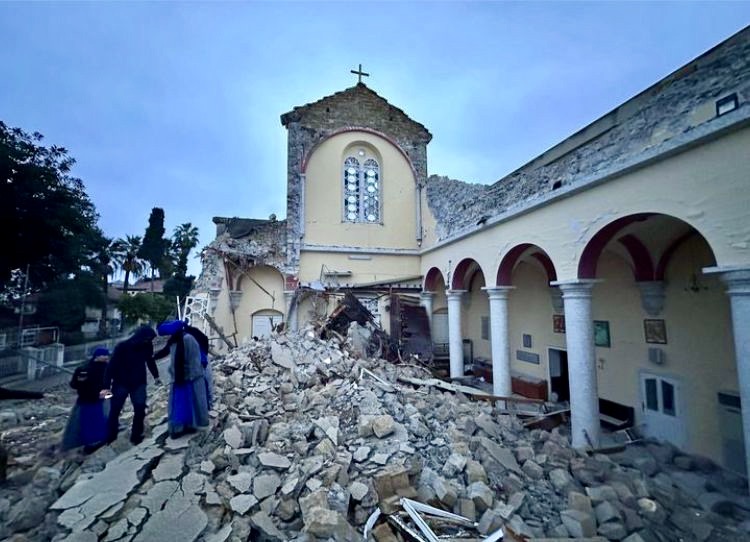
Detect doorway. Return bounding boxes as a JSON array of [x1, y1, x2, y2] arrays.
[[548, 348, 569, 402], [640, 372, 686, 448], [252, 310, 283, 339]]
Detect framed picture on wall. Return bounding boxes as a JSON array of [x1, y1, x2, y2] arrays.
[[594, 320, 611, 348], [644, 319, 667, 344], [522, 334, 532, 348], [553, 314, 566, 333]]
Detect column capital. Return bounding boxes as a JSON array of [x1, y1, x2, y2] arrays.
[[705, 266, 750, 296], [446, 289, 467, 299], [552, 279, 601, 298], [482, 286, 515, 300], [420, 291, 436, 299], [636, 280, 666, 316]]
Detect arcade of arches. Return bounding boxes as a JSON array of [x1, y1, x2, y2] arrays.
[[421, 213, 749, 476]]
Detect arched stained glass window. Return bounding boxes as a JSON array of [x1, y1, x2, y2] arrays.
[[342, 153, 381, 223], [343, 157, 360, 222]]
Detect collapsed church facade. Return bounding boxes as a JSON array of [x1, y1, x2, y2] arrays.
[[195, 27, 750, 476]]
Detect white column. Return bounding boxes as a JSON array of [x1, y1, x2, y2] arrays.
[[446, 290, 466, 379], [719, 268, 750, 479], [556, 280, 601, 449], [483, 286, 514, 397], [283, 290, 298, 332], [419, 291, 435, 325]]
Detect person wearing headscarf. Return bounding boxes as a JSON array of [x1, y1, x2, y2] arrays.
[[101, 325, 159, 445], [153, 322, 213, 408], [61, 347, 110, 453], [157, 320, 209, 438]]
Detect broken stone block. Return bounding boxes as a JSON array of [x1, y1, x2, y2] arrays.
[[560, 508, 597, 538], [224, 425, 244, 449], [258, 452, 292, 470], [250, 510, 286, 541], [349, 481, 369, 501], [477, 509, 504, 535], [457, 498, 476, 521], [372, 415, 395, 438], [227, 472, 254, 493], [253, 473, 281, 500], [569, 490, 593, 514], [372, 522, 399, 542], [467, 481, 493, 512], [549, 468, 574, 492], [586, 484, 619, 504], [433, 477, 458, 507], [597, 521, 628, 540], [465, 459, 488, 484], [595, 500, 622, 524], [522, 459, 544, 480]]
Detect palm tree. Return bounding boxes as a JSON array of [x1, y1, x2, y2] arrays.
[[114, 235, 145, 294], [172, 223, 200, 277], [91, 237, 121, 338]]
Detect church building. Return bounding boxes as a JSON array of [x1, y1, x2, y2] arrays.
[[195, 27, 750, 477]]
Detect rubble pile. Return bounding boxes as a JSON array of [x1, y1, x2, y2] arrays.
[[3, 328, 750, 541]]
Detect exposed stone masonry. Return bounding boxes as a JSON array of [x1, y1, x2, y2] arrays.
[[426, 28, 750, 241]]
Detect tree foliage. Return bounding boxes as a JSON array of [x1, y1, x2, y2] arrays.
[[113, 235, 144, 293], [0, 122, 100, 291], [36, 274, 104, 332], [118, 294, 175, 325], [171, 223, 200, 278], [138, 208, 168, 284]]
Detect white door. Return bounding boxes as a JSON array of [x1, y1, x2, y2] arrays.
[[252, 314, 283, 338], [432, 312, 449, 345], [640, 373, 686, 448]]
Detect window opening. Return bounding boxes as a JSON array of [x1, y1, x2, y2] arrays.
[[343, 154, 380, 223]]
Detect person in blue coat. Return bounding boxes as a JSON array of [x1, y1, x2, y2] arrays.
[[61, 347, 110, 453], [157, 320, 209, 439], [154, 322, 213, 408]]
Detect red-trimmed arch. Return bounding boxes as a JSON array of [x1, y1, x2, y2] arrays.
[[423, 267, 445, 292], [451, 258, 483, 290], [578, 213, 653, 279], [300, 127, 419, 183], [496, 244, 557, 286], [654, 230, 714, 280], [618, 234, 655, 282]]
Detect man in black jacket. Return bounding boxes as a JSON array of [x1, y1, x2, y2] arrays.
[[101, 325, 159, 445]]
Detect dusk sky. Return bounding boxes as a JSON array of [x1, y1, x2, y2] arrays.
[[1, 2, 749, 278]]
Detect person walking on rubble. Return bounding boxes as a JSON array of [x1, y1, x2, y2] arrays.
[[61, 347, 110, 453], [153, 321, 213, 408], [157, 320, 209, 438], [100, 325, 160, 445]]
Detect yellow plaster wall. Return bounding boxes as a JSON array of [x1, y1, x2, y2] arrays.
[[304, 131, 419, 249], [233, 266, 286, 339], [420, 126, 750, 280], [508, 262, 566, 383], [463, 272, 490, 361], [298, 252, 420, 286]]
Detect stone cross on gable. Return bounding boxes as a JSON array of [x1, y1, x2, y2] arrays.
[[350, 64, 370, 84]]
